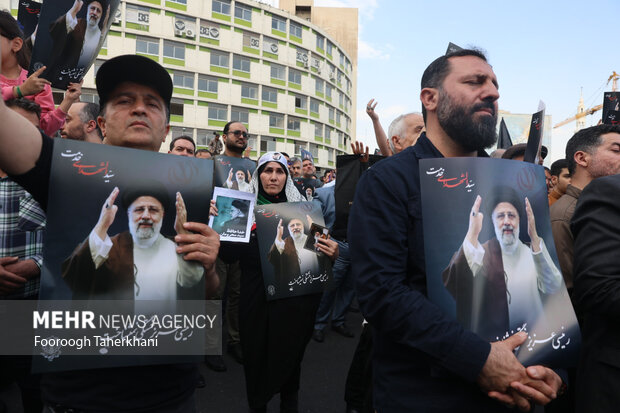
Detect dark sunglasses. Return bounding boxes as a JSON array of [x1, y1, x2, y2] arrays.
[[228, 130, 249, 138]]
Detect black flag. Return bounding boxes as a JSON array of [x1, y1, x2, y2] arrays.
[[446, 42, 463, 55], [602, 92, 620, 124], [497, 118, 513, 149]]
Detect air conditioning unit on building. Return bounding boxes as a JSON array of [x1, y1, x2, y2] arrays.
[[185, 28, 195, 38], [303, 61, 310, 69], [329, 71, 336, 81]]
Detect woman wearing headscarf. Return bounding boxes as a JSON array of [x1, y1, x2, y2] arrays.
[[218, 152, 338, 412]]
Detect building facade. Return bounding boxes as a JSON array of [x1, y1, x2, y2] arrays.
[[6, 0, 358, 168]]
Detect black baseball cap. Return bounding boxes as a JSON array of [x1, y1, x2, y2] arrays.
[[96, 55, 172, 111]]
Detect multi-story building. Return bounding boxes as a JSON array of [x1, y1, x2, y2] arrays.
[[5, 0, 358, 169]]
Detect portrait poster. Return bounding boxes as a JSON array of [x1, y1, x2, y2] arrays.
[[420, 158, 580, 367], [333, 154, 384, 238], [34, 139, 215, 371], [29, 0, 121, 89], [212, 155, 256, 193], [208, 187, 254, 243], [602, 92, 620, 124], [303, 223, 329, 253], [255, 202, 332, 301], [293, 177, 320, 200], [17, 0, 42, 38]]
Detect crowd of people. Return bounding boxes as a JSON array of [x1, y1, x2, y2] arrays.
[[2, 7, 620, 413]]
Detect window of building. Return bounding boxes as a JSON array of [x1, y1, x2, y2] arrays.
[[260, 136, 277, 152], [170, 98, 184, 117], [168, 0, 187, 4], [200, 21, 220, 39], [290, 21, 302, 38], [337, 70, 343, 84], [338, 91, 344, 106], [316, 33, 324, 50], [271, 64, 286, 80], [288, 68, 301, 85], [296, 47, 309, 65], [164, 40, 185, 60], [126, 4, 150, 28], [269, 113, 284, 128], [210, 51, 229, 68], [243, 32, 260, 50], [310, 143, 319, 158], [212, 0, 230, 15], [328, 148, 334, 162], [198, 75, 218, 93], [170, 126, 189, 138], [339, 53, 345, 67], [262, 86, 277, 103], [339, 132, 345, 146], [231, 107, 249, 123], [136, 36, 158, 56], [248, 136, 257, 150], [197, 129, 217, 146], [314, 123, 322, 137], [263, 37, 279, 55], [325, 126, 331, 141], [287, 116, 301, 131], [325, 83, 332, 99], [336, 110, 341, 124], [310, 98, 319, 113], [234, 2, 252, 22], [272, 15, 286, 32], [294, 95, 307, 110], [173, 71, 194, 89], [208, 103, 227, 120], [328, 107, 335, 122], [326, 40, 333, 55], [241, 83, 258, 100], [315, 78, 324, 93], [233, 55, 251, 72]]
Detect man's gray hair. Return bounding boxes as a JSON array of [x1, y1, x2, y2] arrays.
[[289, 156, 301, 165], [388, 112, 422, 153]]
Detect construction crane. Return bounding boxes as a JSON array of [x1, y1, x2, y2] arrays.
[[553, 71, 619, 129]]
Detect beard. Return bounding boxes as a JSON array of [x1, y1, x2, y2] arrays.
[[495, 223, 520, 254], [437, 88, 498, 152], [129, 218, 163, 247], [290, 229, 303, 242], [87, 15, 101, 28], [225, 138, 247, 154]]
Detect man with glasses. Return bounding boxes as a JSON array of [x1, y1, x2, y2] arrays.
[[209, 120, 254, 371]]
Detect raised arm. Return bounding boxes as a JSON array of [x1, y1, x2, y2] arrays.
[[366, 98, 392, 157], [0, 41, 43, 173]]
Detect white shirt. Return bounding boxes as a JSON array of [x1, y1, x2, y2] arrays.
[[88, 230, 204, 301], [463, 237, 562, 331], [65, 11, 101, 68]]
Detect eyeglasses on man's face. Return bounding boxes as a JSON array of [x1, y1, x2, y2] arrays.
[[228, 130, 249, 139]]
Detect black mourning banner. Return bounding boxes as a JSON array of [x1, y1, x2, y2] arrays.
[[333, 154, 384, 240], [17, 0, 42, 38], [446, 42, 463, 55], [523, 110, 544, 164], [254, 202, 331, 301], [420, 157, 580, 367], [497, 118, 513, 149], [602, 92, 620, 124], [30, 0, 121, 89], [36, 139, 215, 371], [213, 155, 256, 192]]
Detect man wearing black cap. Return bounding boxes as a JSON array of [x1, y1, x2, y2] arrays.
[[443, 191, 562, 341], [61, 185, 203, 300], [0, 50, 219, 411]]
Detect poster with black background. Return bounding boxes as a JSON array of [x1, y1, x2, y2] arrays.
[[31, 140, 215, 372], [333, 154, 384, 239], [17, 0, 41, 38], [255, 202, 331, 301], [602, 92, 620, 124], [29, 0, 120, 89], [213, 155, 256, 192], [420, 158, 579, 367]]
